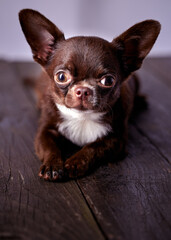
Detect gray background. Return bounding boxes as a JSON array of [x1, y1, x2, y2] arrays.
[[0, 0, 171, 60]]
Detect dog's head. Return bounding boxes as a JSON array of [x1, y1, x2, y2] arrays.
[[19, 9, 160, 112]]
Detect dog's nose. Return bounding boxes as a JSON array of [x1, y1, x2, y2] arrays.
[[75, 87, 93, 99]]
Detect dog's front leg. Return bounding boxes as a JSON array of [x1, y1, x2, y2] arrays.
[[64, 134, 126, 178], [35, 124, 64, 181]]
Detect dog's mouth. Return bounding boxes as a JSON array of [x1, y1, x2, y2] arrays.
[[65, 98, 94, 111]]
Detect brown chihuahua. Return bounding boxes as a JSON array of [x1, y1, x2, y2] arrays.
[[19, 9, 160, 181]]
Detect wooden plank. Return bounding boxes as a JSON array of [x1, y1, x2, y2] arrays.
[[0, 61, 104, 240], [2, 59, 170, 240], [135, 60, 171, 162], [12, 61, 41, 107], [78, 125, 171, 240], [77, 58, 171, 240], [143, 57, 171, 88], [12, 61, 41, 79]]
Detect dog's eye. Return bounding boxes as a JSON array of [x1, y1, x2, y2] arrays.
[[99, 76, 115, 87], [58, 72, 67, 82], [54, 71, 72, 85]]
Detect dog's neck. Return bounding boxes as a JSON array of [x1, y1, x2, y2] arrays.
[[56, 104, 112, 146]]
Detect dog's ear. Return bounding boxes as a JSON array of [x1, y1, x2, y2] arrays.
[[19, 9, 65, 66], [112, 20, 161, 77]]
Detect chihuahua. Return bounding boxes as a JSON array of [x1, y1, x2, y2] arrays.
[[19, 9, 160, 181]]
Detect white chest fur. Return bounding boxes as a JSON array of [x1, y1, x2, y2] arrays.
[[56, 104, 111, 146]]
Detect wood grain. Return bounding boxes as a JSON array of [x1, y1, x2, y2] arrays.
[[78, 125, 171, 240], [136, 60, 171, 162], [0, 58, 171, 240]]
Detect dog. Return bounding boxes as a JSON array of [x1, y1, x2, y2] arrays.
[[19, 9, 160, 181]]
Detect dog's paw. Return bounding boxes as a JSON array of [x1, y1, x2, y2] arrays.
[[64, 154, 89, 178], [38, 162, 64, 181]]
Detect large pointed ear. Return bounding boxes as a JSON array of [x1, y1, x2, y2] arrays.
[[19, 9, 65, 66], [112, 20, 161, 77]]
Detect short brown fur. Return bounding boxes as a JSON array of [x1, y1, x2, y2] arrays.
[[19, 9, 161, 181]]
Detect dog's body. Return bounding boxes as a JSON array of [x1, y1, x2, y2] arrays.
[[19, 9, 160, 181]]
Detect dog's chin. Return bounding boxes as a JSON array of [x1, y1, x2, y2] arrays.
[[67, 104, 92, 111]]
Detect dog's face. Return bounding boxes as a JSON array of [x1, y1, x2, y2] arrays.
[[47, 37, 121, 112], [19, 9, 160, 112]]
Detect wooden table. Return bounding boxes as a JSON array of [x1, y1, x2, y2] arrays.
[[0, 58, 171, 240]]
